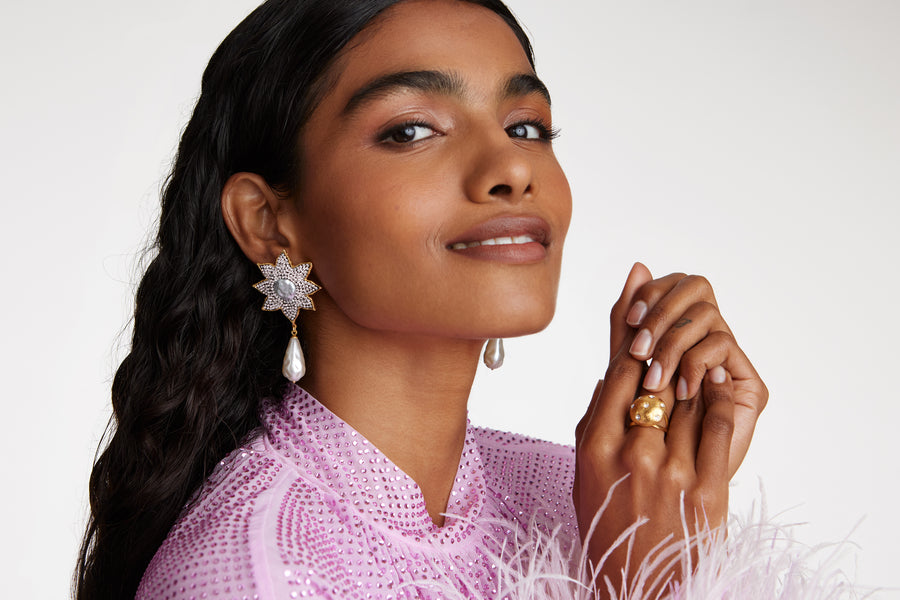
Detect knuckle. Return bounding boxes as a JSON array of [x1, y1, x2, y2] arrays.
[[694, 300, 719, 318], [606, 355, 640, 382], [707, 329, 734, 347], [643, 305, 672, 332], [675, 396, 699, 414], [574, 418, 587, 442], [758, 381, 770, 408], [704, 383, 732, 404], [634, 279, 660, 302], [579, 431, 618, 463], [623, 447, 659, 474], [633, 277, 672, 309], [703, 411, 735, 437], [610, 298, 628, 323], [678, 353, 709, 383], [685, 488, 709, 510], [661, 461, 692, 492], [685, 274, 714, 298], [651, 333, 679, 364]]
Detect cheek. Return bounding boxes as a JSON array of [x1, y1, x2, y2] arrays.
[[299, 178, 453, 328], [546, 161, 573, 238]]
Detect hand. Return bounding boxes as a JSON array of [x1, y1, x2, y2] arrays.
[[617, 263, 767, 477], [573, 263, 768, 592]]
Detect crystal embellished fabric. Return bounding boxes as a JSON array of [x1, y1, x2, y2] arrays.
[[136, 386, 578, 599]]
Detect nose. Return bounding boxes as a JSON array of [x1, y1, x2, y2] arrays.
[[464, 131, 535, 204]]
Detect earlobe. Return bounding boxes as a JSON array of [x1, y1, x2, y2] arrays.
[[221, 172, 301, 264]]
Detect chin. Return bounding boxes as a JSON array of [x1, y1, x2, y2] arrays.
[[485, 299, 558, 339]]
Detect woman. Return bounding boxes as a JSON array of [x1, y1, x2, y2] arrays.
[[77, 0, 773, 598]]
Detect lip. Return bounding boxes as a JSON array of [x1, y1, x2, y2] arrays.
[[446, 215, 551, 264]]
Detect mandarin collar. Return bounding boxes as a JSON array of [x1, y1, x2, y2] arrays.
[[261, 386, 486, 543]]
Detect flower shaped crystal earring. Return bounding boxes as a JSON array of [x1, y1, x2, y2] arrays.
[[253, 251, 321, 382]]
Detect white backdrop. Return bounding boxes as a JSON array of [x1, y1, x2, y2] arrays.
[[1, 1, 897, 597]]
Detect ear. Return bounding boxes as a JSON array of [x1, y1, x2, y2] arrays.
[[221, 172, 303, 264]]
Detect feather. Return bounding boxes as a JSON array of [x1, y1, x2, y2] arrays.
[[405, 480, 869, 599]]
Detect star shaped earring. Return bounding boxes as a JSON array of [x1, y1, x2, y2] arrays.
[[253, 251, 321, 382]]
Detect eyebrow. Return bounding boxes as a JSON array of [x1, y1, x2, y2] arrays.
[[342, 70, 552, 115], [503, 73, 552, 107]]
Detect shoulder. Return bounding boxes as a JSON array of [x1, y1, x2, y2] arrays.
[[474, 426, 575, 461], [136, 435, 290, 600], [473, 426, 576, 526], [474, 426, 575, 480]]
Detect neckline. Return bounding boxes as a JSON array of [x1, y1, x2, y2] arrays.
[[261, 386, 486, 544]]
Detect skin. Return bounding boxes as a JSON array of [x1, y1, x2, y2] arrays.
[[221, 0, 768, 592]]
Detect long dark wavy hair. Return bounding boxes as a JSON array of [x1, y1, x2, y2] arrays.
[[75, 0, 533, 598]]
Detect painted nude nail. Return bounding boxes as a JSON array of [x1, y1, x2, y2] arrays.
[[676, 376, 688, 400], [644, 361, 662, 390], [626, 300, 648, 326], [630, 328, 652, 357], [710, 365, 727, 384]]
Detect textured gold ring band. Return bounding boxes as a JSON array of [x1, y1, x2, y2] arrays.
[[628, 394, 669, 432]]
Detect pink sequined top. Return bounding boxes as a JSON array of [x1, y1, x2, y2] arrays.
[[136, 386, 578, 599]]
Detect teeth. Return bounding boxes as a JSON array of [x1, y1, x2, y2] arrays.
[[452, 235, 536, 249]]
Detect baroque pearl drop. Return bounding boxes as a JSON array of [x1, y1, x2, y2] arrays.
[[483, 338, 504, 370], [283, 335, 306, 382]]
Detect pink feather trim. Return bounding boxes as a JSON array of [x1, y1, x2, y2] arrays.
[[406, 479, 867, 599]]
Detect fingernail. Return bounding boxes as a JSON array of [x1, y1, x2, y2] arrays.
[[626, 300, 648, 326], [644, 361, 662, 390], [710, 365, 727, 384], [676, 376, 688, 400], [630, 328, 652, 357]]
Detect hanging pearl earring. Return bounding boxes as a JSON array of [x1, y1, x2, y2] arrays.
[[253, 251, 321, 382], [483, 338, 504, 370]]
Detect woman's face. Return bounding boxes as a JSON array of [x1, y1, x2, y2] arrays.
[[294, 0, 571, 340]]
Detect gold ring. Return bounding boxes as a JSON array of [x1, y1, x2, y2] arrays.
[[628, 395, 669, 432]]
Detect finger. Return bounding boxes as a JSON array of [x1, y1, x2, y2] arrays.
[[696, 366, 735, 487], [728, 377, 768, 477], [629, 274, 728, 361], [584, 334, 644, 444], [610, 262, 653, 358], [640, 300, 723, 392], [666, 389, 704, 471], [624, 271, 687, 326], [673, 330, 758, 402], [665, 330, 764, 479]]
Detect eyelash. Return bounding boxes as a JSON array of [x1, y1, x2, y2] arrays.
[[378, 119, 436, 145], [510, 118, 561, 142], [378, 118, 560, 145]]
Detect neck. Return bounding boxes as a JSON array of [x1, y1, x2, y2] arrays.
[[300, 296, 484, 525]]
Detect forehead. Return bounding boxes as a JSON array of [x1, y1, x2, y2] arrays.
[[321, 0, 535, 107]]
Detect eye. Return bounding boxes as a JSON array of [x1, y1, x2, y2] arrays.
[[506, 120, 559, 141], [381, 121, 437, 144]]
